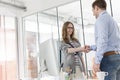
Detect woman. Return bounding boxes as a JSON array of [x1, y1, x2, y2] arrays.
[[60, 21, 88, 76]]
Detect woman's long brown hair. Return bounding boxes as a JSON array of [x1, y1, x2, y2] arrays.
[[62, 21, 78, 43]]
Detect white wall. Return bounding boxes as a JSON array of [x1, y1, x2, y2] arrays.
[[22, 0, 77, 17]]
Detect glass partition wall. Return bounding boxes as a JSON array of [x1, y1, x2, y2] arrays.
[[38, 8, 60, 76], [22, 14, 39, 79], [111, 0, 120, 29], [22, 0, 119, 80], [22, 8, 60, 79]]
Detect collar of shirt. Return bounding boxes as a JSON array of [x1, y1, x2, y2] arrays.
[[98, 10, 107, 18]]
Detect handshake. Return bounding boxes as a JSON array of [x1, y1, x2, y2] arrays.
[[81, 45, 91, 53], [81, 45, 96, 53]]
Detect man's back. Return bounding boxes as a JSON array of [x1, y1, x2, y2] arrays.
[[95, 11, 120, 52]]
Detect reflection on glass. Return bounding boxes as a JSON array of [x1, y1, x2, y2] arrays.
[[23, 8, 60, 79], [23, 14, 39, 79]]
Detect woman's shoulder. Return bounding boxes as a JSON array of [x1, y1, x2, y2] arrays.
[[73, 39, 80, 44], [60, 40, 64, 43], [60, 40, 67, 45]]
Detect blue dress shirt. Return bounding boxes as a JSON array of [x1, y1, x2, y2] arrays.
[[92, 11, 120, 64]]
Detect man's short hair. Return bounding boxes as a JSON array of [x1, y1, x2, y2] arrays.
[[92, 0, 107, 10]]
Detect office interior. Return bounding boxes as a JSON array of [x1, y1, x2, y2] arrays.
[[0, 0, 120, 80]]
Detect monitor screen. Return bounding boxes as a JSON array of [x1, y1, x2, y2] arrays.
[[39, 38, 59, 76]]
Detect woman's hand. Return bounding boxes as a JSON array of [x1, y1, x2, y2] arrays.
[[81, 45, 91, 53]]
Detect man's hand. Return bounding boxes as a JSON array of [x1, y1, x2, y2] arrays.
[[84, 45, 91, 53], [93, 63, 100, 73]]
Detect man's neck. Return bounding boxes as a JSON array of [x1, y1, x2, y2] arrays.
[[98, 9, 105, 15], [97, 9, 106, 18]]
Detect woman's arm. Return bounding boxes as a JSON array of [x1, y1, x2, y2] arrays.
[[67, 47, 85, 53]]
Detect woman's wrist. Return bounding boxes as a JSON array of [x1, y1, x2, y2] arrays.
[[78, 47, 84, 52]]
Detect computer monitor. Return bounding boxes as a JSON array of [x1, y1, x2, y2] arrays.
[[39, 38, 59, 76]]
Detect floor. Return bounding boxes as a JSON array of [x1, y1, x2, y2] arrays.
[[38, 69, 98, 80]]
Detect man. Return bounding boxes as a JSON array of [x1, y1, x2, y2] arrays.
[[90, 0, 120, 80]]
